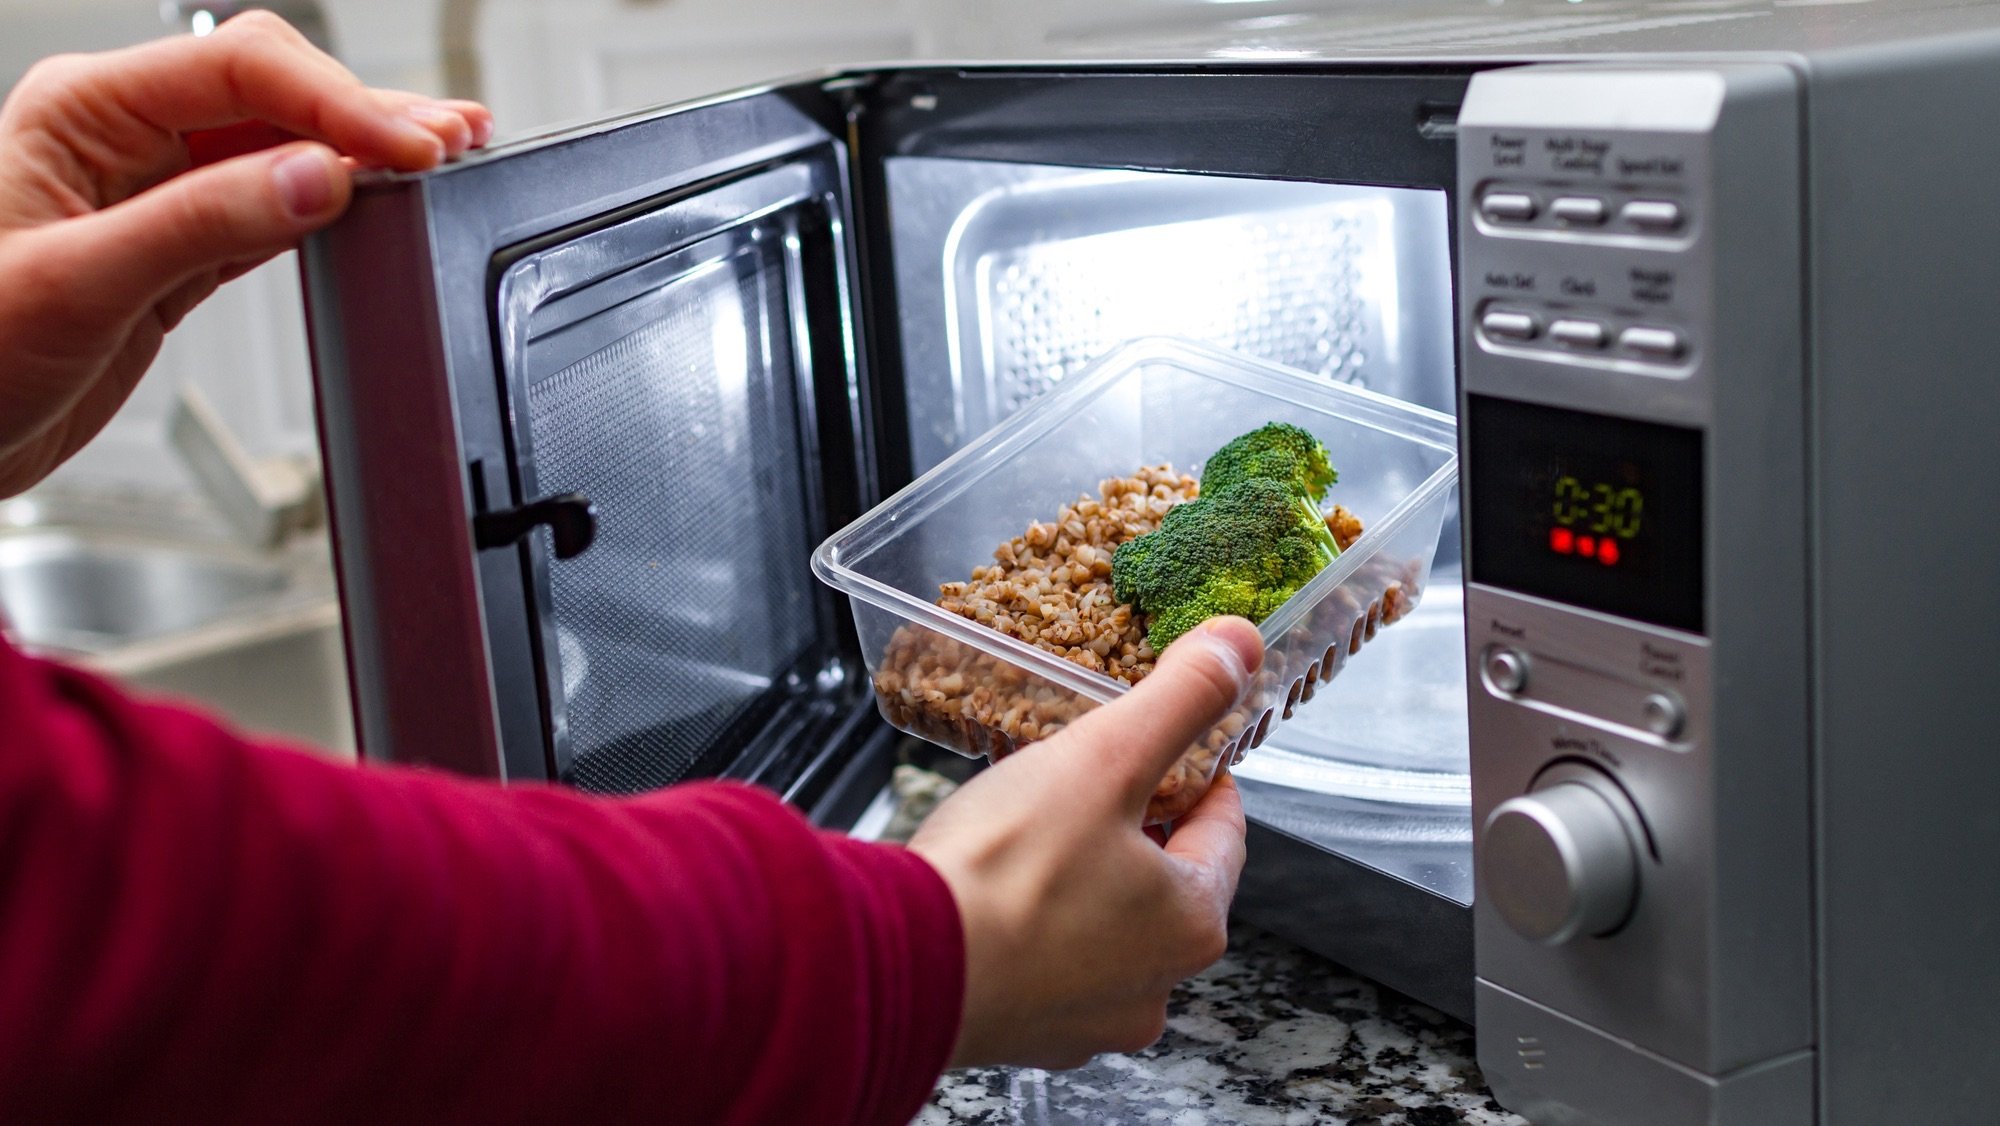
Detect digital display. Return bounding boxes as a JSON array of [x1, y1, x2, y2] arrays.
[[1468, 394, 1705, 634]]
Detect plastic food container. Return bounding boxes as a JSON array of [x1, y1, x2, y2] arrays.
[[811, 338, 1459, 825]]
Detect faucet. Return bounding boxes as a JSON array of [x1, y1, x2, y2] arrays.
[[160, 2, 336, 53], [167, 384, 324, 552]]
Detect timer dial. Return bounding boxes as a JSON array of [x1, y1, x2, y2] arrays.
[[1480, 766, 1644, 945]]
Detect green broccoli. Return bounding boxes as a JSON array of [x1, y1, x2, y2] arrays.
[[1199, 421, 1337, 502], [1112, 476, 1341, 650]]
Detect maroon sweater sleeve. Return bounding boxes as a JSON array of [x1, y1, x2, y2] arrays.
[[0, 637, 963, 1125]]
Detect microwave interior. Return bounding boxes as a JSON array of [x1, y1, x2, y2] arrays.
[[306, 68, 1477, 1016]]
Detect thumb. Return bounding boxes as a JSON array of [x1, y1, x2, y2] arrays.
[[59, 142, 351, 311], [1060, 616, 1263, 816]]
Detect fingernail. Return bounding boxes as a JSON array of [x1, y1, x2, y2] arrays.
[[273, 150, 335, 219], [407, 104, 467, 150], [469, 115, 495, 147], [395, 115, 451, 163], [1196, 619, 1263, 683]]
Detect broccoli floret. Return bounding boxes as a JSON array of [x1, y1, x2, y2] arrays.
[[1199, 421, 1337, 503], [1112, 476, 1341, 650]]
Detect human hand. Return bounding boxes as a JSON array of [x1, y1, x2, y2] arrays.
[[0, 13, 492, 496], [908, 616, 1263, 1070]]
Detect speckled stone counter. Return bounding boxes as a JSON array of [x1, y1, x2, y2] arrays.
[[916, 924, 1524, 1126], [878, 761, 1520, 1125]]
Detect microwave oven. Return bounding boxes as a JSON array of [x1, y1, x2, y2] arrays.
[[298, 2, 2000, 1122]]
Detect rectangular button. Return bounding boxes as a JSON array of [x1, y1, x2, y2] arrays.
[[1619, 326, 1685, 359], [1550, 196, 1607, 226], [1481, 310, 1540, 341], [1621, 200, 1683, 231], [1548, 319, 1608, 349], [1481, 192, 1538, 222]]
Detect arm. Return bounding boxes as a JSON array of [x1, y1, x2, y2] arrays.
[[0, 16, 1259, 1117], [0, 637, 962, 1124]]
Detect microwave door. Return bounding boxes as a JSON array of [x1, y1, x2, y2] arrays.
[[301, 84, 878, 796]]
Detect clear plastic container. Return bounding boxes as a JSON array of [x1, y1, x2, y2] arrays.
[[811, 338, 1459, 825]]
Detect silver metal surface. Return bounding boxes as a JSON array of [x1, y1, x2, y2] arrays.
[[1806, 29, 2000, 1124], [1478, 980, 1813, 1126], [0, 490, 350, 750], [1482, 775, 1641, 945], [1462, 65, 1812, 1096], [883, 157, 1459, 479]]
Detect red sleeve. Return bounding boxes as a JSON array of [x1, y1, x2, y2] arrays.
[[0, 637, 963, 1125]]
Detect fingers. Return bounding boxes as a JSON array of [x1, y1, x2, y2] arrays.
[[1162, 772, 1247, 903], [39, 13, 480, 170], [1061, 617, 1263, 815], [47, 141, 350, 312]]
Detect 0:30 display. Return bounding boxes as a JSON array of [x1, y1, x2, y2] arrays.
[[1552, 476, 1644, 539]]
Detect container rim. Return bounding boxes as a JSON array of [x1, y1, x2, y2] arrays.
[[810, 336, 1460, 704]]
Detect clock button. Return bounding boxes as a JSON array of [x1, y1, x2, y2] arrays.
[[1549, 319, 1609, 350]]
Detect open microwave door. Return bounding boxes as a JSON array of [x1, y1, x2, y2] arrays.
[[302, 86, 878, 796]]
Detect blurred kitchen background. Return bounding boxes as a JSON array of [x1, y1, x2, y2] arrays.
[[0, 0, 1201, 755]]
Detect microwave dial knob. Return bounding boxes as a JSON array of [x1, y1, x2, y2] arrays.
[[1481, 774, 1642, 945]]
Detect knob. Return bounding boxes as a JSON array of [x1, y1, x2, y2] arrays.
[[1481, 773, 1642, 945]]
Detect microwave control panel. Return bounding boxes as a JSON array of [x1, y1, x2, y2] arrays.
[[1456, 65, 1814, 1126]]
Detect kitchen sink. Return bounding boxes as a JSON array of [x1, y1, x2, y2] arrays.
[[0, 532, 289, 653], [0, 490, 354, 755]]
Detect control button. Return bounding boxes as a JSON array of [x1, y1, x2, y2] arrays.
[[1621, 199, 1684, 232], [1484, 647, 1530, 695], [1550, 196, 1608, 226], [1641, 693, 1686, 740], [1548, 318, 1609, 350], [1481, 192, 1538, 223], [1481, 310, 1541, 341], [1619, 326, 1686, 360], [1481, 773, 1642, 945]]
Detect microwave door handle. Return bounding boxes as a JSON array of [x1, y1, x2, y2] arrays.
[[474, 493, 599, 560]]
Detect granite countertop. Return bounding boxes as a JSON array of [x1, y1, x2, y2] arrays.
[[881, 764, 1525, 1126], [918, 923, 1522, 1126]]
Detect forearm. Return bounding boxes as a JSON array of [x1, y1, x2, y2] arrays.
[[0, 645, 961, 1124]]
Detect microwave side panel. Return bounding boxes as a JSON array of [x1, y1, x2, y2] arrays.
[[303, 89, 870, 785], [1806, 28, 2000, 1126]]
